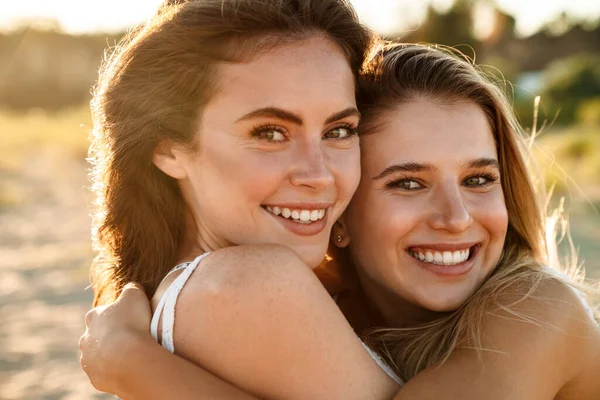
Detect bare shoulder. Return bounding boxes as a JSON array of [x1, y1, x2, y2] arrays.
[[182, 244, 316, 302], [486, 277, 598, 337], [397, 278, 600, 400], [199, 243, 309, 280], [481, 277, 600, 398], [170, 244, 398, 399]]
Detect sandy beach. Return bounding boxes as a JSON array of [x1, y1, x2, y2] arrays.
[[1, 126, 598, 400], [0, 150, 111, 399]]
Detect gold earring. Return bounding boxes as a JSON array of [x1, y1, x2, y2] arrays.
[[336, 235, 343, 242]]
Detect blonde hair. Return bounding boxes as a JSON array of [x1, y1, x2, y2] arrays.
[[356, 43, 598, 381], [89, 0, 374, 306]]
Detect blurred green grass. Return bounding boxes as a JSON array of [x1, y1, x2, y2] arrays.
[[0, 106, 91, 170], [0, 106, 598, 278]]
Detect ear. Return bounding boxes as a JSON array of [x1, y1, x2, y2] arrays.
[[152, 140, 188, 179], [331, 215, 351, 248]]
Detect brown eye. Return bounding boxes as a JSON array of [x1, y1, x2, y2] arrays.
[[465, 176, 486, 186], [323, 125, 358, 140], [463, 174, 498, 187], [386, 179, 422, 190], [252, 127, 286, 142], [402, 180, 420, 189]]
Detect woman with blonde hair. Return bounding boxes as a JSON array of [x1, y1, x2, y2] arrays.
[[80, 11, 600, 400]]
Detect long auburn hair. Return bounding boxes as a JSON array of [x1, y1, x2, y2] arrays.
[[355, 43, 598, 381], [89, 0, 374, 306]]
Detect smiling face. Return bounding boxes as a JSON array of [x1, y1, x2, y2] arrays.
[[154, 36, 360, 268], [344, 97, 508, 319]]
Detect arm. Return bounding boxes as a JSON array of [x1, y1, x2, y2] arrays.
[[80, 283, 257, 400], [169, 244, 400, 400], [393, 280, 600, 400]]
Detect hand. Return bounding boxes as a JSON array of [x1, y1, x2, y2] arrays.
[[79, 282, 153, 395]]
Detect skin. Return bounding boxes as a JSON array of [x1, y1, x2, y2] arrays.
[[343, 97, 508, 324], [153, 35, 361, 268], [81, 74, 600, 399], [82, 35, 398, 399]]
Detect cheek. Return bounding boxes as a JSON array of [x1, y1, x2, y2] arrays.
[[349, 193, 419, 251], [474, 191, 509, 242], [197, 145, 291, 202], [329, 146, 361, 197]]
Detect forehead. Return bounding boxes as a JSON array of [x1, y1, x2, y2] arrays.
[[205, 36, 356, 116], [361, 97, 497, 173]]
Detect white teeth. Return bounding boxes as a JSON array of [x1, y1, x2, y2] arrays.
[[310, 210, 320, 221], [452, 251, 461, 263], [442, 251, 452, 263], [264, 206, 327, 223], [299, 210, 310, 222], [410, 248, 472, 266]]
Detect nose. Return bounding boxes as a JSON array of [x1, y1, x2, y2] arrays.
[[428, 182, 473, 233], [289, 139, 334, 190]]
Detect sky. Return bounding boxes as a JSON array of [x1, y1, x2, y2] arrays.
[[0, 0, 598, 37]]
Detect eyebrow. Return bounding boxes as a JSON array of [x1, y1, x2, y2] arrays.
[[372, 162, 436, 180], [235, 107, 360, 126], [372, 157, 500, 181], [467, 157, 500, 170]]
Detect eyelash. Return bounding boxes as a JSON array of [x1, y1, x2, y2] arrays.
[[463, 173, 500, 187], [325, 124, 359, 140], [249, 123, 359, 143], [249, 124, 287, 142], [385, 173, 500, 191]]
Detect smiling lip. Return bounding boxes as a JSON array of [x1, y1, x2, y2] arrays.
[[262, 202, 332, 237], [262, 202, 333, 210], [406, 243, 481, 277], [407, 242, 479, 252]]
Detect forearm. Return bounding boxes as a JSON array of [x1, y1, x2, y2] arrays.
[[116, 336, 257, 400]]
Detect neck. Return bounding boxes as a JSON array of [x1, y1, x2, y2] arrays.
[[176, 209, 230, 263], [355, 268, 445, 328]]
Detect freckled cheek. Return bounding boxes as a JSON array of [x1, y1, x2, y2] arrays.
[[327, 148, 361, 201], [361, 197, 420, 247], [204, 150, 293, 202], [240, 155, 295, 200], [470, 192, 509, 242]]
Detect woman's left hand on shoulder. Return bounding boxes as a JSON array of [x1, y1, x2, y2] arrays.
[[79, 282, 152, 395]]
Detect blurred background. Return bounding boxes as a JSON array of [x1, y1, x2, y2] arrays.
[[0, 0, 598, 398]]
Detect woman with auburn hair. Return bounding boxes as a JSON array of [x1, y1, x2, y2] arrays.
[[82, 0, 403, 398], [81, 15, 600, 400]]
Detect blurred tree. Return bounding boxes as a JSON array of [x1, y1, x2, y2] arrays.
[[540, 54, 600, 125], [402, 0, 481, 56]]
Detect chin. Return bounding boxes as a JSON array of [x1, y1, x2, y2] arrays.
[[290, 244, 328, 269], [419, 293, 470, 312]]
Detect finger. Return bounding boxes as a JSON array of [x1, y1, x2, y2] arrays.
[[124, 281, 145, 292], [78, 330, 88, 351], [119, 282, 146, 300], [84, 308, 97, 327]]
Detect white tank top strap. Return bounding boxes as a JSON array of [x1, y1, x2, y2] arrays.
[[151, 252, 403, 384], [360, 341, 404, 385], [150, 253, 211, 353]]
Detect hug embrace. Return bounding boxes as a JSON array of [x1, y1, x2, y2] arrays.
[[78, 0, 600, 399]]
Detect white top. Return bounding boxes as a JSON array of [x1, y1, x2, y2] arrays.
[[150, 253, 404, 385]]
